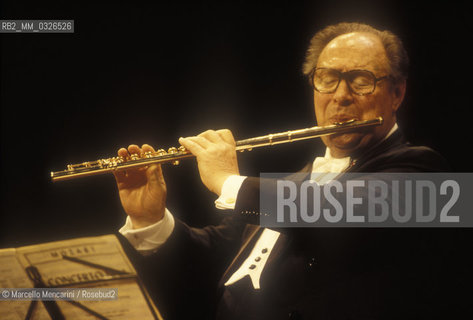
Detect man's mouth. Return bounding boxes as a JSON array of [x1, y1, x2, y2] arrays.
[[329, 116, 359, 125]]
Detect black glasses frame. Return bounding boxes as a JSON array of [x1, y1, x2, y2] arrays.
[[311, 68, 389, 96]]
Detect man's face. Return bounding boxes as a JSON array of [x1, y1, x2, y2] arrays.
[[314, 32, 405, 158]]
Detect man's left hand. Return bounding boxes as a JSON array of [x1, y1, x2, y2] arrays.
[[179, 129, 239, 196]]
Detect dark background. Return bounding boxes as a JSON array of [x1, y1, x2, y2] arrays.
[[1, 0, 472, 247]]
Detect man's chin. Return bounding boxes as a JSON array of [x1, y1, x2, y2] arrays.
[[326, 133, 365, 157], [331, 133, 363, 148]]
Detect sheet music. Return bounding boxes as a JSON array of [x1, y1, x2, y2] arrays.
[[0, 235, 163, 319]]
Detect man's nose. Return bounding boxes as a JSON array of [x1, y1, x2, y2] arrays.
[[332, 79, 354, 106]]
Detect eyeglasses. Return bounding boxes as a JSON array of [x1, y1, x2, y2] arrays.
[[311, 68, 389, 96]]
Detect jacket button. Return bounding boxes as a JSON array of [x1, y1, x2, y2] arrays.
[[308, 257, 316, 268]]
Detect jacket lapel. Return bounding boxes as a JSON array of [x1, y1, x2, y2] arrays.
[[219, 225, 263, 287]]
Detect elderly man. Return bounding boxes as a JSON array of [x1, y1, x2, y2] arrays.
[[116, 23, 450, 319]]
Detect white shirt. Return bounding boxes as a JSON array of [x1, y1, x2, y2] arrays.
[[119, 208, 175, 254]]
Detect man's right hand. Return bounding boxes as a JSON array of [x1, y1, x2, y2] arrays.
[[114, 144, 167, 229]]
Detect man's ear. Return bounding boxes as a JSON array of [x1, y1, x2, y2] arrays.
[[391, 80, 406, 112]]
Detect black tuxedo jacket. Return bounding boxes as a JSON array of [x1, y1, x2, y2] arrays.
[[120, 131, 470, 320]]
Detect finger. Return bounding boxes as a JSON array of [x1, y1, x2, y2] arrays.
[[116, 147, 130, 184], [118, 147, 129, 158], [141, 144, 156, 154], [198, 130, 223, 143], [216, 129, 236, 146], [182, 136, 211, 149], [127, 144, 142, 156], [113, 169, 128, 186], [179, 137, 205, 156], [116, 144, 146, 183]]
